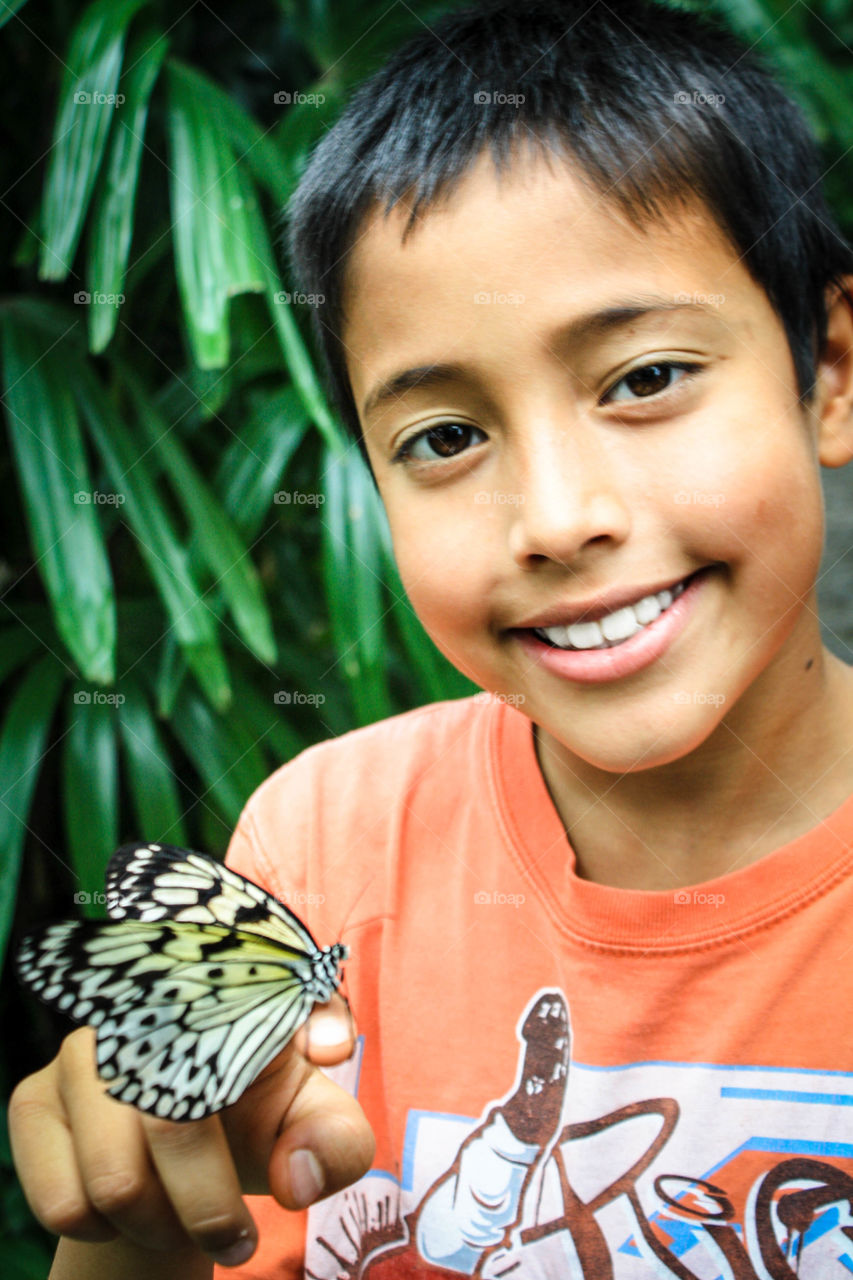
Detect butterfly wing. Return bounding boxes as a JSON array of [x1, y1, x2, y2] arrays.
[[17, 843, 349, 1120], [16, 917, 322, 1120], [105, 841, 321, 956]]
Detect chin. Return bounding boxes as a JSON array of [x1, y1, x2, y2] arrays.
[[553, 711, 727, 775]]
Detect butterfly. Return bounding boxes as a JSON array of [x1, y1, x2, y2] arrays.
[[15, 841, 349, 1122]]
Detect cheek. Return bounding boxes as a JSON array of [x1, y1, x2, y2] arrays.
[[680, 416, 823, 590], [386, 501, 498, 645]]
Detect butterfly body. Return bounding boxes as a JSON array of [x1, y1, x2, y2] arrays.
[[16, 843, 349, 1121]]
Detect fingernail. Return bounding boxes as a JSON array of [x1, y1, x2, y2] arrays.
[[289, 1148, 324, 1208], [308, 1013, 352, 1048], [210, 1233, 256, 1267]]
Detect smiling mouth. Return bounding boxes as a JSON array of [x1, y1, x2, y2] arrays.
[[528, 575, 697, 652]]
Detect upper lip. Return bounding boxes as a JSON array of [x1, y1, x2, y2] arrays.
[[513, 570, 701, 630]]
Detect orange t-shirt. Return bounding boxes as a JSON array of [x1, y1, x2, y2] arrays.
[[217, 694, 853, 1279]]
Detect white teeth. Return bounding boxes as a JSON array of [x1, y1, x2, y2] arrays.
[[633, 594, 661, 625], [535, 578, 688, 651], [567, 620, 602, 648], [600, 607, 641, 643]]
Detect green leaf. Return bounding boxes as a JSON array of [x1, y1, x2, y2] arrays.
[[118, 680, 188, 845], [169, 688, 271, 830], [123, 369, 277, 666], [63, 684, 118, 914], [0, 317, 116, 682], [321, 444, 393, 724], [162, 60, 341, 441], [0, 0, 30, 32], [215, 386, 309, 537], [162, 59, 291, 206], [87, 30, 169, 353], [72, 364, 231, 710], [270, 81, 348, 207], [39, 0, 149, 280], [264, 285, 342, 449], [165, 59, 267, 368], [0, 657, 65, 973], [154, 633, 186, 719], [229, 669, 306, 766]]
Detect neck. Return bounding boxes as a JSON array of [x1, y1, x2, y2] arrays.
[[534, 644, 853, 891]]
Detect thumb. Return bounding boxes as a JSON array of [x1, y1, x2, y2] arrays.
[[223, 996, 374, 1206], [267, 1066, 375, 1209], [293, 994, 357, 1067]]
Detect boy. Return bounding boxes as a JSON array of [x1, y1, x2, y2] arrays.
[[10, 0, 853, 1275]]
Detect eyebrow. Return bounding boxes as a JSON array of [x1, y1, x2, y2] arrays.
[[360, 299, 720, 419]]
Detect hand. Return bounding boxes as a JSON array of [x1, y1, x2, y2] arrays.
[[8, 996, 374, 1268]]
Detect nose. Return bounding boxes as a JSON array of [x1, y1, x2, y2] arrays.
[[506, 421, 632, 569]]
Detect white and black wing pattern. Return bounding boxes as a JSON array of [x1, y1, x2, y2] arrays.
[[105, 841, 321, 953], [16, 844, 349, 1121]]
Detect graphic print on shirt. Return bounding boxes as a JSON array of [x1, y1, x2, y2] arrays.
[[305, 990, 853, 1278]]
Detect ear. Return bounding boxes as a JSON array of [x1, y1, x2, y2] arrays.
[[814, 276, 853, 468]]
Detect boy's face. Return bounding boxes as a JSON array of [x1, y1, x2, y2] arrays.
[[342, 149, 834, 773]]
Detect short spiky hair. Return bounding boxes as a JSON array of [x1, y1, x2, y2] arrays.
[[286, 0, 853, 464]]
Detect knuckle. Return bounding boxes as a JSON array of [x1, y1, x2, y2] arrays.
[[8, 1079, 50, 1127], [39, 1196, 112, 1240], [332, 1111, 376, 1180], [87, 1169, 148, 1218]]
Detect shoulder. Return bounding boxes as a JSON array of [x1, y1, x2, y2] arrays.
[[258, 694, 487, 799], [227, 695, 495, 897]]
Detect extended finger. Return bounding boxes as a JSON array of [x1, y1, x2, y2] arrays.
[[141, 1110, 258, 1267], [57, 1027, 187, 1251]]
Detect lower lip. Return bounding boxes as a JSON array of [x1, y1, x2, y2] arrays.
[[512, 569, 711, 685]]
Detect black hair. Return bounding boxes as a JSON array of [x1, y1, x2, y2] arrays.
[[286, 0, 853, 466]]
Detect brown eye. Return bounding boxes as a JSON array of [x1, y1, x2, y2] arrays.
[[392, 421, 485, 464], [624, 364, 672, 396], [426, 424, 474, 456], [604, 360, 702, 405]]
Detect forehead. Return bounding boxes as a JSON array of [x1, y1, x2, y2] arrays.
[[340, 147, 772, 407]]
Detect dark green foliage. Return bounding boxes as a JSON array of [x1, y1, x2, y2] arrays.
[[0, 0, 849, 1267]]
